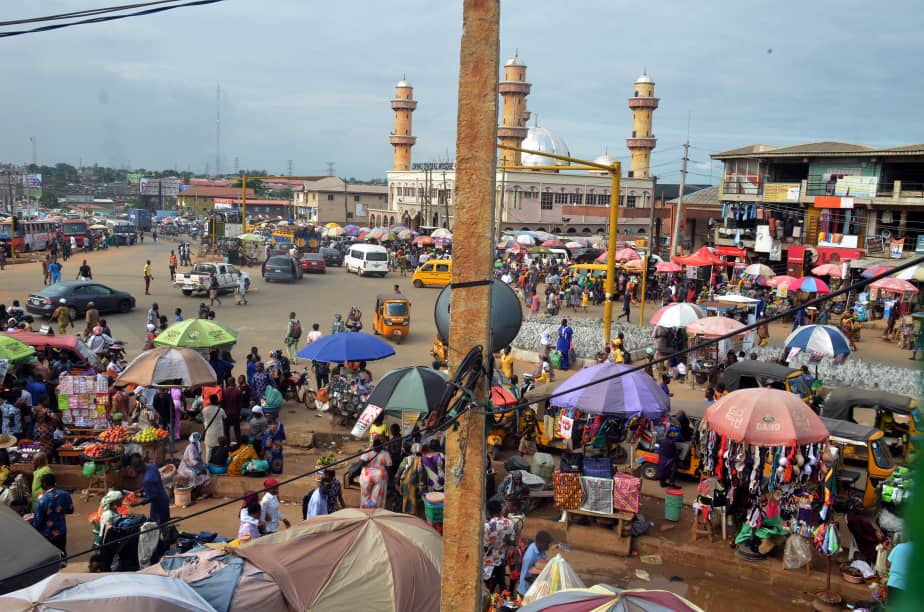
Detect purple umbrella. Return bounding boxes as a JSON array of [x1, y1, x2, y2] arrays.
[[550, 363, 669, 417]]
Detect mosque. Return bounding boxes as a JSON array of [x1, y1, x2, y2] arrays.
[[370, 55, 661, 237]]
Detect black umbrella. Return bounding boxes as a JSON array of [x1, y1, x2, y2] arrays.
[[366, 366, 448, 416]]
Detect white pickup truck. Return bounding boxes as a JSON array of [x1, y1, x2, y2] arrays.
[[174, 262, 250, 296]]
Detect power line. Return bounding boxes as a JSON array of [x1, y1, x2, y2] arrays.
[[0, 0, 181, 26], [0, 0, 226, 38]]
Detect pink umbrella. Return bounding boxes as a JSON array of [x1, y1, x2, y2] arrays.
[[686, 315, 748, 337], [595, 248, 640, 263], [767, 275, 798, 288], [811, 263, 844, 277], [704, 388, 829, 446], [870, 277, 919, 294], [655, 261, 682, 273], [542, 239, 566, 248], [788, 276, 830, 294]]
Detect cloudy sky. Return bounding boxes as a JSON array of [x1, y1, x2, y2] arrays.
[[1, 0, 921, 182]]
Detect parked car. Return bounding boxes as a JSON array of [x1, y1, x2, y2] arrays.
[[174, 262, 249, 297], [320, 247, 343, 267], [344, 244, 388, 277], [27, 281, 136, 318], [300, 253, 327, 274], [262, 255, 303, 282]]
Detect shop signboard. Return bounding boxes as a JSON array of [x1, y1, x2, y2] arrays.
[[814, 195, 855, 209], [763, 182, 801, 202], [915, 235, 924, 254], [834, 176, 879, 198], [890, 239, 904, 259], [866, 236, 884, 254]]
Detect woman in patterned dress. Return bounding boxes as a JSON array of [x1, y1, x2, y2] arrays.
[[359, 436, 392, 509], [261, 412, 286, 474]]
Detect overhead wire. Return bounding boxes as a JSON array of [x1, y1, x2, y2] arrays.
[[0, 1, 183, 26], [0, 0, 227, 38]]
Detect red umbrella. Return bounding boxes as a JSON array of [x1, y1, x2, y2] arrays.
[[414, 235, 434, 246], [704, 388, 829, 446], [672, 246, 724, 267], [870, 277, 919, 295], [655, 261, 682, 273]]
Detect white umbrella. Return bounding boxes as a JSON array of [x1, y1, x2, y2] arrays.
[[516, 234, 535, 246], [743, 263, 775, 277], [430, 228, 452, 239], [649, 302, 706, 328]]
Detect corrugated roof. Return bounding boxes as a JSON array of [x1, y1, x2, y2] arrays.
[[667, 185, 720, 205], [881, 143, 924, 153], [768, 141, 875, 154], [179, 185, 255, 198], [712, 144, 776, 157], [304, 177, 388, 194], [712, 141, 924, 160]]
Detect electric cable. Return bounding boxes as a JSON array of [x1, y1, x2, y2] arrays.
[[0, 1, 183, 27]]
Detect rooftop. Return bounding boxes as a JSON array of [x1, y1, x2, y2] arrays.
[[178, 185, 255, 198], [666, 185, 720, 205], [303, 177, 388, 195], [712, 141, 924, 160]]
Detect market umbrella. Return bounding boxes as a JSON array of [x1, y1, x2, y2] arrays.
[[811, 263, 844, 277], [649, 303, 705, 327], [0, 333, 36, 363], [743, 263, 775, 277], [89, 224, 108, 231], [0, 503, 62, 595], [870, 276, 919, 294], [686, 315, 748, 338], [542, 239, 567, 248], [767, 274, 798, 288], [672, 246, 723, 267], [516, 234, 536, 246], [326, 226, 346, 237], [344, 224, 360, 237], [237, 233, 265, 242], [152, 319, 238, 349], [861, 264, 895, 279], [414, 235, 434, 247], [297, 331, 395, 362], [430, 228, 452, 239], [365, 366, 447, 415], [530, 246, 554, 255], [784, 325, 851, 360], [565, 240, 588, 249], [704, 388, 829, 446], [397, 229, 416, 240], [518, 584, 704, 612], [788, 276, 830, 294], [551, 363, 669, 417], [324, 222, 342, 229], [893, 263, 924, 281], [236, 509, 442, 612], [595, 248, 640, 264], [655, 261, 682, 273], [0, 573, 214, 611], [532, 230, 556, 242], [116, 347, 217, 388]]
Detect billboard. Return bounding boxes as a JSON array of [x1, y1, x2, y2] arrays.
[[762, 182, 800, 202], [139, 177, 181, 197], [22, 174, 42, 198], [834, 176, 878, 198]]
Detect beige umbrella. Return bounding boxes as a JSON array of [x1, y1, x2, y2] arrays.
[[116, 347, 217, 388], [236, 509, 442, 612]]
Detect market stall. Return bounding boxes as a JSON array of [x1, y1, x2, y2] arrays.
[[685, 316, 748, 388]]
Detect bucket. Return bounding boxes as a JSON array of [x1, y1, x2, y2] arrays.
[[423, 491, 445, 527], [174, 486, 194, 508], [664, 488, 684, 522], [549, 351, 562, 370]]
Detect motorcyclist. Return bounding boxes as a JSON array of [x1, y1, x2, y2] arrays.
[[86, 325, 114, 357]]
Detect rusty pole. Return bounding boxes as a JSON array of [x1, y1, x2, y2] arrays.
[[440, 0, 498, 609]]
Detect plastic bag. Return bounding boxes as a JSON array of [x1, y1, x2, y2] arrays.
[[783, 534, 812, 570], [522, 554, 585, 605]]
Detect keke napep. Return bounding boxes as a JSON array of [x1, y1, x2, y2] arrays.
[[372, 294, 410, 343], [819, 387, 920, 462]]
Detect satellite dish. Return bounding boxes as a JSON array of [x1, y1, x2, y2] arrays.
[[434, 280, 522, 353]]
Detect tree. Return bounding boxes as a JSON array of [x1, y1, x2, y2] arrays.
[[39, 191, 60, 208]]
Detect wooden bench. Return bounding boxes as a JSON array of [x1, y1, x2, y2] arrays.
[[562, 508, 634, 556]]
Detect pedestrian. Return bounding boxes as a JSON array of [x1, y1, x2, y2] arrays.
[[359, 435, 392, 509], [261, 412, 286, 473], [395, 443, 423, 516], [69, 236, 77, 257], [168, 250, 177, 281], [41, 255, 50, 285], [48, 259, 62, 284], [285, 312, 301, 364], [76, 259, 92, 281], [202, 393, 226, 463], [0, 244, 6, 270], [331, 313, 346, 334], [617, 290, 631, 321], [222, 378, 243, 443], [556, 319, 573, 370], [83, 302, 100, 338], [30, 472, 74, 555], [517, 530, 552, 596], [208, 272, 221, 307], [146, 303, 160, 328], [235, 274, 248, 305], [238, 499, 264, 541], [483, 498, 516, 593], [143, 260, 153, 295], [51, 299, 73, 335], [152, 228, 158, 243], [658, 434, 678, 487], [174, 307, 183, 322], [171, 387, 184, 441], [304, 477, 331, 519], [260, 478, 290, 534]]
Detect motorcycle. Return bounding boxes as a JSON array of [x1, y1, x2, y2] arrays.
[[284, 365, 312, 406]]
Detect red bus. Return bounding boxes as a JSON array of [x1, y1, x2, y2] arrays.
[[0, 220, 58, 252], [59, 219, 89, 247]]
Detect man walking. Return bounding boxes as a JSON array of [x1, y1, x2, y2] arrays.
[[235, 274, 248, 305], [169, 250, 178, 281], [31, 472, 75, 555], [76, 259, 92, 281], [52, 299, 73, 335], [260, 478, 290, 535], [616, 290, 631, 322], [147, 303, 160, 329], [143, 260, 153, 295], [208, 272, 222, 307], [285, 312, 301, 364], [48, 259, 62, 284], [83, 301, 100, 338], [221, 378, 244, 443]]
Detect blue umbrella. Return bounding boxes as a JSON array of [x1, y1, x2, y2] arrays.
[[551, 363, 669, 417], [784, 325, 851, 359], [297, 332, 395, 362]]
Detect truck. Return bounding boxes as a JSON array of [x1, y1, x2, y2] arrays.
[[127, 208, 153, 231], [174, 262, 250, 296], [106, 220, 138, 245]]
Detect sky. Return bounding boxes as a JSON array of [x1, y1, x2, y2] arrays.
[[1, 0, 922, 183]]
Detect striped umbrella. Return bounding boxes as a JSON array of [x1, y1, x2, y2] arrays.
[[518, 585, 704, 612], [784, 324, 851, 359], [236, 509, 441, 612], [551, 363, 669, 417], [861, 264, 895, 279], [788, 276, 830, 294], [366, 366, 447, 415], [649, 302, 705, 327]]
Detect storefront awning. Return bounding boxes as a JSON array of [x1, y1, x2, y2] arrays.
[[714, 245, 746, 257]]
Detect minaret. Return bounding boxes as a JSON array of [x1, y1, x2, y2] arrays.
[[626, 72, 659, 178], [497, 54, 531, 166], [389, 78, 417, 171]]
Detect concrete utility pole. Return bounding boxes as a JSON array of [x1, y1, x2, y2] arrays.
[[440, 0, 497, 608], [670, 140, 689, 256]]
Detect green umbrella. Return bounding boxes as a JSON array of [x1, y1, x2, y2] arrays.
[[366, 366, 448, 416], [529, 246, 553, 255], [238, 233, 266, 242], [0, 333, 36, 363], [152, 319, 238, 349]]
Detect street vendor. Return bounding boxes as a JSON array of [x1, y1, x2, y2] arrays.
[[499, 470, 531, 515]]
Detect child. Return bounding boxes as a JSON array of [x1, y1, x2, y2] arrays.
[[581, 289, 589, 312], [238, 499, 264, 541]]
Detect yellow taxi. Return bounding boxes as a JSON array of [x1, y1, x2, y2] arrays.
[[412, 259, 452, 288]]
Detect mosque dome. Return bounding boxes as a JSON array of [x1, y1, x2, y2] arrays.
[[521, 126, 570, 167], [635, 73, 654, 84], [505, 56, 525, 67], [593, 153, 617, 167], [396, 79, 412, 88]]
